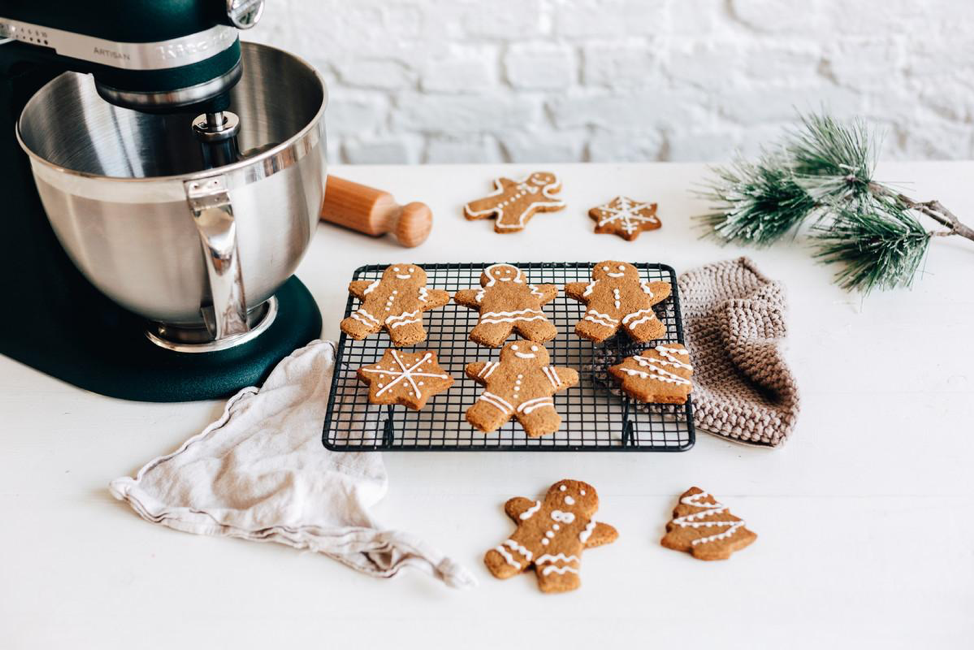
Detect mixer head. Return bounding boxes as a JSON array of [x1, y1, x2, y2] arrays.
[[0, 0, 264, 112]]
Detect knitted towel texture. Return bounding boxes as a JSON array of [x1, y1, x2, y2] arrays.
[[678, 257, 800, 447]]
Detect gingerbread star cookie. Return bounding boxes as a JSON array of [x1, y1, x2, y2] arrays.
[[564, 261, 672, 343], [466, 341, 578, 438], [589, 196, 661, 241], [484, 479, 618, 594], [609, 343, 693, 404], [356, 349, 454, 410], [661, 487, 757, 561], [464, 171, 566, 234], [454, 264, 559, 348], [340, 264, 450, 346]]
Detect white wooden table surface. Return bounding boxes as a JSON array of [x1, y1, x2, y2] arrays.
[[2, 163, 973, 649]]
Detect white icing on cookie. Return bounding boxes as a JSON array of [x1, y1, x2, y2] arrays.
[[674, 491, 745, 546], [503, 539, 533, 561], [536, 553, 578, 565], [621, 307, 655, 328], [595, 196, 659, 234], [480, 391, 513, 414], [479, 308, 546, 324], [541, 565, 578, 576], [478, 362, 499, 379], [464, 175, 565, 229], [520, 501, 542, 520], [494, 544, 520, 568], [362, 280, 380, 295], [361, 351, 449, 398], [385, 310, 421, 328], [550, 510, 575, 524], [516, 396, 554, 415], [620, 346, 693, 385], [579, 520, 596, 544], [541, 366, 560, 388]]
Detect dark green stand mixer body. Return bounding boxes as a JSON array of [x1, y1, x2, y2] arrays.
[[0, 1, 325, 402]]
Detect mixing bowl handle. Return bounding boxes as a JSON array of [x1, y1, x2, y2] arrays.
[[183, 177, 250, 340]]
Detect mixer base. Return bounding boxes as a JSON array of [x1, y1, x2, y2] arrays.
[[9, 276, 321, 402]]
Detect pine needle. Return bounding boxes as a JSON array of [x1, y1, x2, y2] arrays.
[[787, 112, 876, 205], [812, 199, 931, 293], [698, 156, 817, 247]]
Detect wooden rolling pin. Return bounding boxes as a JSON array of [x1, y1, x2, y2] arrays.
[[320, 176, 433, 247]]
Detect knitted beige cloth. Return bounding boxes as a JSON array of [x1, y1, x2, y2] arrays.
[[678, 257, 800, 447]]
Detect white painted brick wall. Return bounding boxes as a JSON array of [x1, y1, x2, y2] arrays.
[[243, 0, 974, 164]]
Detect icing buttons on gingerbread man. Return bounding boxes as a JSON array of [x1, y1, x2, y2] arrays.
[[484, 479, 618, 593], [463, 172, 566, 234], [340, 264, 450, 347], [465, 341, 578, 438], [564, 260, 672, 343], [454, 264, 559, 348]]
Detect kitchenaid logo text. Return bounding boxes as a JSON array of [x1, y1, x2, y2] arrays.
[[156, 29, 235, 61]]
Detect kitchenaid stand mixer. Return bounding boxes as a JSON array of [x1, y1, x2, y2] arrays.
[[0, 1, 325, 401]]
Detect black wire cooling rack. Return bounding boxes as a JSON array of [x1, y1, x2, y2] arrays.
[[322, 262, 694, 452]]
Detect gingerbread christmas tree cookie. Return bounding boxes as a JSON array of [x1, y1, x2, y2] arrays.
[[464, 172, 566, 234], [454, 264, 559, 347], [340, 264, 450, 346], [485, 479, 618, 594], [589, 196, 661, 241], [661, 487, 757, 561], [609, 343, 693, 404], [466, 341, 578, 437], [564, 261, 672, 343], [356, 349, 454, 410]]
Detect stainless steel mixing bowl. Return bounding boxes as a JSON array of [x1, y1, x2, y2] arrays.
[[16, 42, 327, 351]]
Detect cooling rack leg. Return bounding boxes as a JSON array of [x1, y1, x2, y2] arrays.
[[621, 398, 634, 447], [382, 405, 395, 448]]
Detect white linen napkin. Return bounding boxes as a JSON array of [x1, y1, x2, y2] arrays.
[[109, 339, 476, 589]]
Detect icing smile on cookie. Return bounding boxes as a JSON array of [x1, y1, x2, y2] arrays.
[[393, 265, 415, 280], [512, 343, 539, 359]]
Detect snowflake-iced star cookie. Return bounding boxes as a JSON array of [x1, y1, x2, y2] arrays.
[[357, 349, 454, 410], [340, 264, 450, 347], [484, 479, 618, 594], [609, 343, 693, 404], [454, 264, 559, 348], [589, 196, 661, 241], [564, 260, 672, 343], [661, 487, 756, 561], [464, 172, 566, 234], [465, 341, 579, 438]]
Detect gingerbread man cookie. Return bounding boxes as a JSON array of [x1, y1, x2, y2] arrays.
[[609, 343, 693, 404], [661, 487, 757, 561], [357, 349, 454, 410], [589, 196, 661, 241], [454, 264, 559, 348], [484, 479, 618, 594], [565, 261, 672, 343], [340, 264, 450, 346], [466, 342, 578, 438], [464, 172, 566, 234]]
